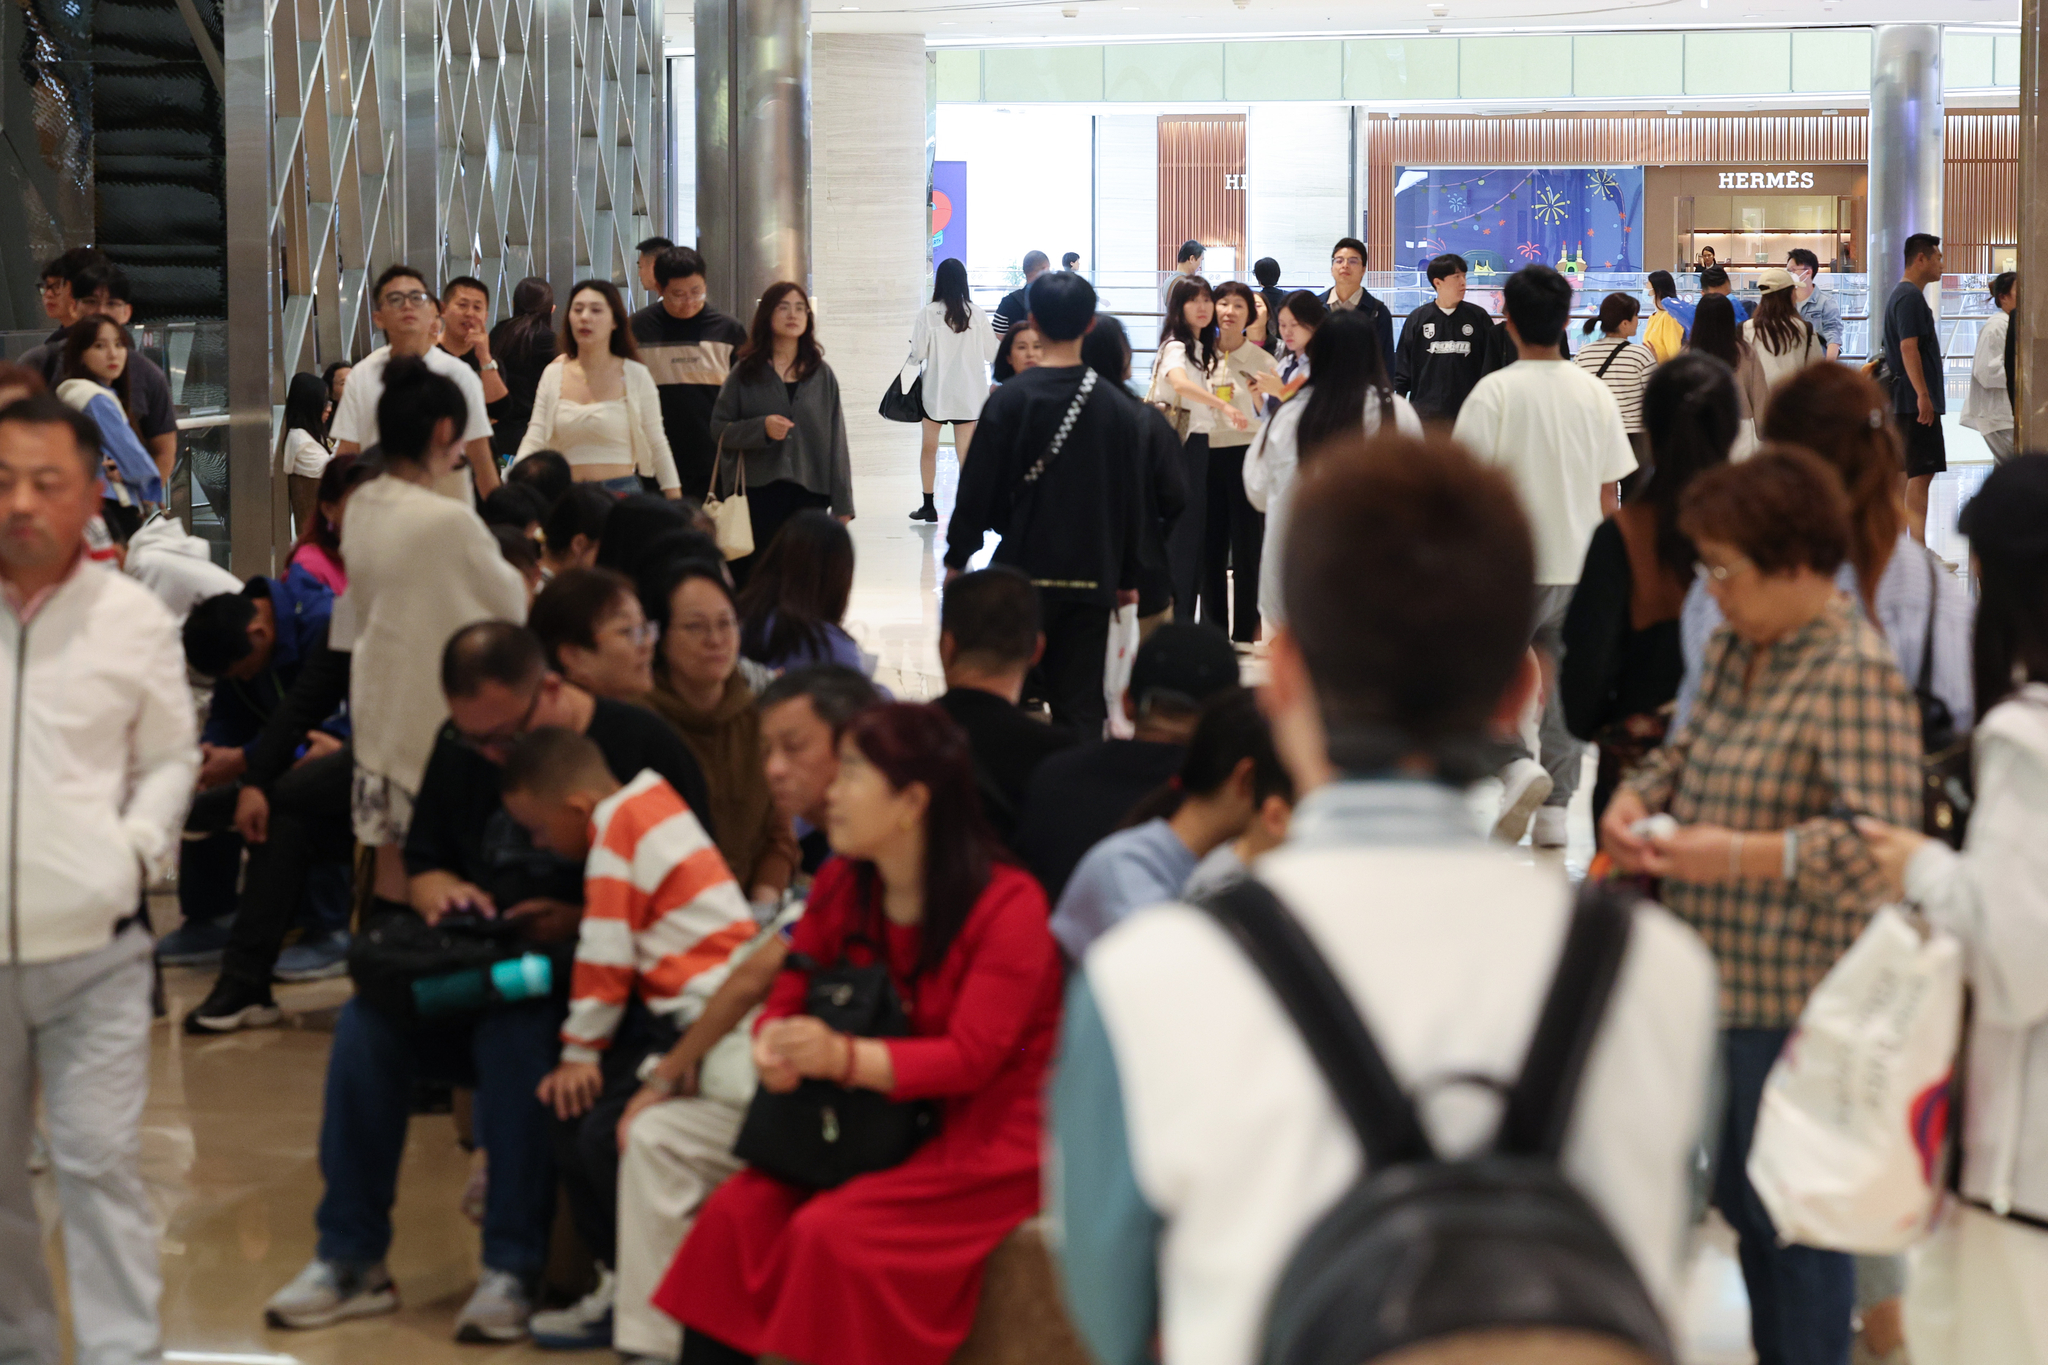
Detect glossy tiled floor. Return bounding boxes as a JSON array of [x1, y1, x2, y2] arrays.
[[41, 423, 1986, 1364]]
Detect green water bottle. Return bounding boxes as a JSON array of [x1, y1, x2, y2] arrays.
[[411, 953, 553, 1018]]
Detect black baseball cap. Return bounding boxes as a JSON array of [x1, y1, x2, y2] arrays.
[[1128, 624, 1240, 712]]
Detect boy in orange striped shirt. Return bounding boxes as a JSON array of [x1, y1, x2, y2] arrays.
[[501, 727, 758, 1349]]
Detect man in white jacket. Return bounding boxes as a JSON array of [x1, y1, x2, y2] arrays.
[[0, 395, 198, 1365]]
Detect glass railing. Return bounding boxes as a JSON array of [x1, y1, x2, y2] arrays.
[[1, 320, 233, 567], [963, 267, 1992, 405]]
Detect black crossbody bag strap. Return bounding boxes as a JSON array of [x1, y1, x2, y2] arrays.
[[1200, 879, 1435, 1169], [1594, 339, 1628, 381], [1005, 368, 1099, 550], [1495, 882, 1636, 1159]]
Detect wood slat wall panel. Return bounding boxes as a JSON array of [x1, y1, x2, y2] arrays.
[[1158, 114, 1246, 271], [1364, 111, 2015, 270]]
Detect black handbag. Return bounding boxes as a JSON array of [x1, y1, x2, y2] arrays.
[[879, 371, 925, 423], [347, 901, 553, 1025], [732, 917, 938, 1189]]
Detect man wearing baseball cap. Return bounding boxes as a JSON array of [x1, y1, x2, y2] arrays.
[[1012, 624, 1240, 902]]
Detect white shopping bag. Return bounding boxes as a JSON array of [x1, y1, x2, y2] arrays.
[[1746, 904, 1964, 1254], [1103, 603, 1140, 739]]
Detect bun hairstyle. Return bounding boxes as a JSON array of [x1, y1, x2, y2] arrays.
[[375, 355, 470, 465]]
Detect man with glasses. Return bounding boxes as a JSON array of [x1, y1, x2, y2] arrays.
[[330, 264, 502, 500], [22, 261, 181, 490], [1322, 236, 1395, 379], [266, 621, 712, 1344]]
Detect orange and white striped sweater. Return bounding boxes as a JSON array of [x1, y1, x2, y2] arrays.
[[563, 768, 758, 1063]]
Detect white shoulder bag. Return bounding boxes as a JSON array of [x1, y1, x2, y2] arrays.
[[703, 432, 754, 561]]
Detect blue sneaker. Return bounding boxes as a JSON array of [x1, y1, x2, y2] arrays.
[[274, 930, 351, 983], [155, 919, 231, 966]]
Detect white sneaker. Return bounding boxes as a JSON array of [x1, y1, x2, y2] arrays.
[[264, 1258, 399, 1329], [454, 1266, 532, 1343], [528, 1266, 614, 1349], [1492, 758, 1554, 843], [1531, 807, 1569, 849]]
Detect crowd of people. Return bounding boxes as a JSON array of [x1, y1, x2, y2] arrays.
[[5, 220, 2046, 1365]]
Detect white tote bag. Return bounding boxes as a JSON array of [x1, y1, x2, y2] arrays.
[[702, 434, 754, 562], [1746, 904, 1965, 1254]]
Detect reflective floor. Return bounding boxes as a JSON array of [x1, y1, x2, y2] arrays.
[[40, 424, 1983, 1364]]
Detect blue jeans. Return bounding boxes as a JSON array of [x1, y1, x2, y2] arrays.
[[1715, 1028, 1855, 1365], [314, 997, 560, 1281]]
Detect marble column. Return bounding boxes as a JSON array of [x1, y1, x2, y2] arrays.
[[696, 0, 811, 317], [1867, 25, 1944, 320], [812, 33, 928, 479]]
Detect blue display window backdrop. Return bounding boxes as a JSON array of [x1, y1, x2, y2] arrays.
[[1393, 167, 1646, 275]]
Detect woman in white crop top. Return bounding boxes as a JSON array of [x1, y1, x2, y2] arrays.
[[516, 279, 682, 498]]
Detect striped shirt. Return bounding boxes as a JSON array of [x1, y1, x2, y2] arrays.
[[1573, 336, 1656, 433], [563, 768, 757, 1063]]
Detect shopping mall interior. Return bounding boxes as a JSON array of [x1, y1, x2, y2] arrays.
[[0, 0, 2037, 1361]]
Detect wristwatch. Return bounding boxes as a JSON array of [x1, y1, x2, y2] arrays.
[[480, 360, 499, 372], [636, 1053, 678, 1096]]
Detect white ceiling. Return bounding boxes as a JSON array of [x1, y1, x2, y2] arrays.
[[665, 0, 2017, 47]]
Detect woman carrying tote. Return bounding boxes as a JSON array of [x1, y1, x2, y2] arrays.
[[710, 282, 855, 586], [653, 702, 1062, 1365], [907, 258, 997, 524], [518, 279, 680, 498]]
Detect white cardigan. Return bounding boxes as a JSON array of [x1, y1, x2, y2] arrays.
[[1904, 684, 2048, 1224], [905, 300, 998, 422], [517, 355, 681, 492]]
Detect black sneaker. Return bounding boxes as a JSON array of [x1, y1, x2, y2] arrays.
[[909, 500, 937, 523], [183, 974, 282, 1034]]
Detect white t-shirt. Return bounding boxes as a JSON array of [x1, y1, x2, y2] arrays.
[[1451, 359, 1638, 585], [1151, 340, 1216, 436], [328, 344, 493, 500], [282, 427, 332, 479]]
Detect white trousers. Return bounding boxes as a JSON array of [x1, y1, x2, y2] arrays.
[[0, 929, 160, 1365], [1906, 1199, 2048, 1365], [613, 1095, 747, 1360]]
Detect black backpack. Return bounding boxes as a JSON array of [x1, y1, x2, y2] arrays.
[[1198, 878, 1676, 1365]]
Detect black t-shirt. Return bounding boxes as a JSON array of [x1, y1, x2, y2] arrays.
[[403, 696, 715, 909], [1883, 281, 1945, 415], [440, 342, 513, 434], [935, 688, 1078, 844], [1012, 738, 1187, 903]]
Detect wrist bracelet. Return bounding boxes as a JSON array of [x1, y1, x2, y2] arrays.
[[1729, 832, 1744, 879], [1782, 829, 1799, 881]]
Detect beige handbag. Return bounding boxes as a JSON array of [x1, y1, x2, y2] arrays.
[[703, 434, 754, 561]]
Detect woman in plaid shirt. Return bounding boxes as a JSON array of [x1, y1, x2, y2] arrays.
[[1602, 447, 1921, 1365]]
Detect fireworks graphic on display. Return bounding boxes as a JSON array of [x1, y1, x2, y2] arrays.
[[1533, 188, 1570, 225]]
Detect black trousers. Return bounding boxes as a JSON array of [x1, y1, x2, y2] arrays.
[[552, 1002, 676, 1269], [1198, 444, 1263, 642], [1166, 435, 1209, 624], [180, 786, 244, 927], [732, 479, 831, 589], [1039, 598, 1112, 734], [219, 746, 356, 989]]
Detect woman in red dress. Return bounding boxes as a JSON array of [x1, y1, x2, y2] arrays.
[[654, 701, 1064, 1365]]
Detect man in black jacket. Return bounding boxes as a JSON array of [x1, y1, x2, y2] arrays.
[[934, 568, 1077, 843], [1393, 253, 1494, 422], [945, 272, 1149, 732], [1322, 237, 1396, 376]]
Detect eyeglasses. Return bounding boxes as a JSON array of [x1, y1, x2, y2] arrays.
[[37, 281, 66, 295], [673, 616, 738, 643], [452, 685, 543, 755], [380, 290, 434, 309], [601, 620, 661, 647], [1696, 558, 1755, 584], [1331, 254, 1365, 267]]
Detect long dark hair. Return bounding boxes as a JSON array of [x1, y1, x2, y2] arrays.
[[284, 370, 329, 440], [1688, 294, 1747, 369], [1278, 289, 1328, 346], [1080, 313, 1131, 384], [738, 510, 854, 666], [1297, 309, 1393, 462], [1124, 687, 1290, 825], [61, 314, 136, 428], [1758, 361, 1904, 612], [1958, 454, 2048, 723], [1749, 286, 1813, 357], [844, 702, 1005, 976], [1636, 354, 1738, 579], [737, 281, 823, 383], [561, 280, 640, 362], [1164, 275, 1218, 373], [1647, 270, 1678, 304], [1581, 291, 1640, 337], [933, 258, 972, 334], [376, 356, 470, 466], [497, 277, 556, 363], [290, 451, 374, 565]]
